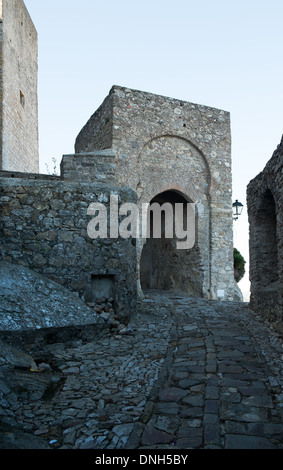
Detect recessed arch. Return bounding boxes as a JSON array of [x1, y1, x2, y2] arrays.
[[251, 187, 279, 319], [255, 188, 278, 284], [139, 189, 203, 296], [137, 134, 211, 194]]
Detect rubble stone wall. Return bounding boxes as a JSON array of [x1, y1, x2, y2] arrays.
[[0, 174, 137, 319], [61, 150, 116, 184], [74, 86, 238, 301], [247, 136, 283, 331]]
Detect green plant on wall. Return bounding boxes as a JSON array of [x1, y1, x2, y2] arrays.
[[234, 248, 246, 283]]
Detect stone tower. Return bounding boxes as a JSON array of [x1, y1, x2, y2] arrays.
[[0, 0, 39, 172], [63, 85, 241, 301]]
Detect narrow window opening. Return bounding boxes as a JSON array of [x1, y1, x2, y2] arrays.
[[20, 91, 25, 107]]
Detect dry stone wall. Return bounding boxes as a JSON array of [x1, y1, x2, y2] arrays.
[[61, 150, 116, 184], [0, 174, 137, 320]]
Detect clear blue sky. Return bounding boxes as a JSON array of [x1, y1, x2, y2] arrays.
[[24, 0, 283, 299]]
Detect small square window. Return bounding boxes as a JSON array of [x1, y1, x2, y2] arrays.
[[91, 274, 116, 305]]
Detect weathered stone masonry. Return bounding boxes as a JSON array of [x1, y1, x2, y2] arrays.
[[247, 136, 283, 332], [74, 85, 239, 301], [0, 172, 137, 320], [0, 85, 241, 335], [0, 0, 39, 173]]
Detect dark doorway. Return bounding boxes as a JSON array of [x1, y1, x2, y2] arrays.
[[254, 189, 279, 313], [91, 274, 116, 304], [140, 190, 203, 296]]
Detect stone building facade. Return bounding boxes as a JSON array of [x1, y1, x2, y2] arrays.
[[0, 0, 39, 172], [73, 85, 239, 301], [247, 136, 283, 332]]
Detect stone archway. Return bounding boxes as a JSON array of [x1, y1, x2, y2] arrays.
[[251, 188, 279, 318], [140, 189, 203, 297]]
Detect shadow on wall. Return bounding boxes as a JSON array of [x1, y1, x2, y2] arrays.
[[140, 190, 203, 297]]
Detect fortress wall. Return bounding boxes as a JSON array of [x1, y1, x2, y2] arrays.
[[247, 136, 283, 331], [0, 175, 137, 319]]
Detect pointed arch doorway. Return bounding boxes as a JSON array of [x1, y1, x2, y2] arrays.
[[139, 190, 203, 297]]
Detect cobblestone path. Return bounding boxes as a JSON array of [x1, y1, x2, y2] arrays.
[[1, 292, 282, 449]]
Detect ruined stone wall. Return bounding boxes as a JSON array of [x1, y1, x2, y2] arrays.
[[74, 86, 238, 301], [0, 0, 39, 172], [0, 174, 137, 319], [247, 136, 283, 331]]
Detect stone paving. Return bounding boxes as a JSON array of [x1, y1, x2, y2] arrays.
[[0, 292, 282, 449]]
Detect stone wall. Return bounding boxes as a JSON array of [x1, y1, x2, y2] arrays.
[[0, 0, 39, 172], [247, 136, 283, 332], [0, 85, 242, 336], [74, 86, 238, 301], [61, 150, 116, 184], [75, 92, 114, 153], [0, 174, 137, 319]]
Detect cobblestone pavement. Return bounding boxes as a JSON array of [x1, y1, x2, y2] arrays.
[[1, 292, 283, 449]]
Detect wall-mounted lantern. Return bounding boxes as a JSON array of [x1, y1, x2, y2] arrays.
[[233, 200, 244, 221]]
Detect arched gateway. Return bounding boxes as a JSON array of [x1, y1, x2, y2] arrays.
[[72, 85, 239, 301], [140, 190, 203, 297], [133, 133, 211, 298]]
